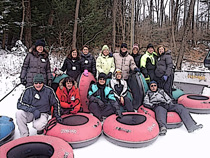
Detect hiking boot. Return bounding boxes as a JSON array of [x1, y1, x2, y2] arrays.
[[188, 124, 203, 133], [159, 126, 167, 136], [37, 129, 44, 135]]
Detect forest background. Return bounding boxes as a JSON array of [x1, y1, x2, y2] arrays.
[[0, 0, 210, 70]]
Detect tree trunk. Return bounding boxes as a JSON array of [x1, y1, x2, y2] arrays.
[[130, 0, 135, 52], [2, 29, 6, 49], [112, 0, 117, 52], [24, 0, 31, 48], [72, 0, 80, 49], [20, 0, 25, 41], [176, 0, 196, 70]]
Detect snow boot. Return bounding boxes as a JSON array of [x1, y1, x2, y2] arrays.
[[188, 124, 203, 133], [159, 126, 167, 136]]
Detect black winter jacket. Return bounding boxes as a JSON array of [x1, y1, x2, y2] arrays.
[[80, 53, 96, 77], [131, 54, 141, 69]]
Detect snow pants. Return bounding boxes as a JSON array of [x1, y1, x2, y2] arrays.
[[16, 109, 49, 137], [154, 104, 197, 130]]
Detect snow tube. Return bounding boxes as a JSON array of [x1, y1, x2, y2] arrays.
[[178, 94, 210, 114], [138, 106, 183, 129], [45, 113, 102, 148], [172, 88, 184, 100], [51, 73, 69, 92], [0, 116, 15, 146], [103, 112, 159, 148], [0, 135, 74, 158], [127, 72, 146, 110], [77, 73, 96, 112]]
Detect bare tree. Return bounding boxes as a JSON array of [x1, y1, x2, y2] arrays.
[[20, 0, 25, 41], [72, 0, 80, 49], [112, 0, 117, 52], [24, 0, 31, 48]]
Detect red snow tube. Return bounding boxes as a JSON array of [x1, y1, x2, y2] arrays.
[[0, 135, 74, 158], [77, 73, 96, 112], [103, 112, 159, 148], [178, 94, 210, 114], [138, 106, 183, 129], [45, 113, 102, 148]]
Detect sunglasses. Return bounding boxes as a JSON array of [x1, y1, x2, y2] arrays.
[[150, 84, 157, 87], [99, 78, 105, 81], [34, 82, 43, 84]]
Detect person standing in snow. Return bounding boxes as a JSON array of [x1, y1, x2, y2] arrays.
[[56, 77, 81, 115], [16, 74, 62, 137], [143, 80, 203, 136], [131, 43, 141, 69], [155, 45, 174, 97], [20, 39, 52, 87], [80, 45, 96, 77], [96, 45, 115, 79]]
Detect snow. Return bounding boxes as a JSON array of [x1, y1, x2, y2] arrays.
[[0, 48, 210, 158]]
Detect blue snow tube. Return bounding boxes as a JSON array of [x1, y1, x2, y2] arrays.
[[51, 73, 69, 91], [172, 88, 184, 100], [0, 116, 15, 146]]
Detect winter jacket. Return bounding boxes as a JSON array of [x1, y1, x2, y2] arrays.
[[155, 51, 173, 78], [20, 49, 52, 87], [113, 52, 137, 80], [60, 57, 81, 80], [88, 84, 116, 102], [131, 54, 141, 69], [96, 53, 115, 77], [56, 83, 81, 113], [17, 85, 60, 118], [140, 51, 157, 82], [80, 53, 96, 77], [143, 88, 172, 108], [109, 78, 128, 100]]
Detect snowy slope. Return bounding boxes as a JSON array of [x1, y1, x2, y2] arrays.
[[0, 49, 210, 158]]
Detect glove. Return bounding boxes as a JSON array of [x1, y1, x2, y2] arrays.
[[71, 108, 79, 114], [83, 69, 88, 77], [97, 100, 105, 109], [33, 110, 41, 120], [21, 78, 27, 86], [56, 117, 63, 123], [107, 72, 112, 79], [163, 75, 168, 81], [116, 110, 123, 118], [48, 80, 52, 87], [134, 67, 140, 73], [109, 52, 113, 57]]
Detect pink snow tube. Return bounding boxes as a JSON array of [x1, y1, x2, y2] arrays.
[[138, 105, 182, 129], [103, 112, 159, 148], [178, 94, 210, 114], [45, 113, 102, 148], [0, 135, 74, 158]]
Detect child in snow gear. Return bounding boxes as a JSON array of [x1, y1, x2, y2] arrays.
[[56, 77, 81, 115], [131, 43, 141, 69], [143, 81, 203, 136], [16, 74, 62, 137], [88, 73, 122, 121]]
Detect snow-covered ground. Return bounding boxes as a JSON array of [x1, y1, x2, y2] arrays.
[[0, 49, 210, 158]]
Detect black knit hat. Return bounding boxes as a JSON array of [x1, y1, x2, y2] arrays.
[[121, 43, 127, 48], [33, 74, 44, 83], [98, 72, 107, 80], [147, 43, 154, 50], [35, 39, 45, 48]]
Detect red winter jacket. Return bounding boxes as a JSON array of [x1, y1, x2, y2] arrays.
[[56, 85, 81, 113]]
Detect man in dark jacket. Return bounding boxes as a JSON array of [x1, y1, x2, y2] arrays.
[[80, 45, 96, 77], [16, 74, 62, 137], [143, 81, 203, 136]]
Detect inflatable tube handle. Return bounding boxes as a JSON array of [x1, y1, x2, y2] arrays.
[[64, 152, 69, 158], [116, 127, 131, 133], [93, 121, 100, 128], [45, 119, 57, 133], [140, 107, 151, 116]]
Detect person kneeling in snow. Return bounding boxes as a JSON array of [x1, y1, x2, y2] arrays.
[[56, 77, 81, 115], [109, 69, 134, 112], [143, 80, 203, 136], [88, 72, 122, 121], [16, 74, 62, 137]]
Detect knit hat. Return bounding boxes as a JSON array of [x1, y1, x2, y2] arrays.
[[149, 80, 157, 86], [35, 39, 45, 48], [33, 74, 44, 83], [102, 45, 109, 52], [132, 44, 139, 50], [121, 43, 127, 48], [147, 43, 154, 50], [98, 72, 107, 80]]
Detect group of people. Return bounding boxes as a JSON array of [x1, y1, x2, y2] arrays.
[[16, 39, 202, 138]]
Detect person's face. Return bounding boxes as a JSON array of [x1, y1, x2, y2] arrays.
[[102, 49, 109, 56], [82, 47, 89, 54], [132, 48, 138, 54], [121, 47, 127, 53], [72, 50, 77, 58], [150, 83, 157, 92], [66, 81, 73, 90], [116, 73, 122, 80], [34, 82, 44, 91], [36, 46, 44, 53], [158, 47, 164, 55], [147, 47, 154, 54], [98, 78, 106, 85]]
